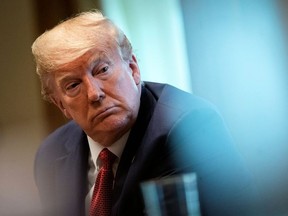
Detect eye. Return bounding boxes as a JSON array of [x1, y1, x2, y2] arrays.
[[98, 65, 109, 75], [92, 65, 109, 77], [66, 82, 79, 90], [64, 81, 81, 97], [101, 66, 109, 73]]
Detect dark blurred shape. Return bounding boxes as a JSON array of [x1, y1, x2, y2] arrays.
[[141, 173, 200, 216]]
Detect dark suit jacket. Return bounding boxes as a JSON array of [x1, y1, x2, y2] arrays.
[[35, 82, 257, 216]]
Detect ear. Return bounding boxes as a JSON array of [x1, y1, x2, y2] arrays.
[[129, 54, 141, 85], [50, 96, 72, 119]]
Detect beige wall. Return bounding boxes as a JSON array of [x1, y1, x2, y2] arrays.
[[0, 0, 45, 215]]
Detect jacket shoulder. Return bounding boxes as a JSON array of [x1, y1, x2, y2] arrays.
[[144, 81, 218, 115], [34, 121, 85, 176], [37, 121, 82, 157]]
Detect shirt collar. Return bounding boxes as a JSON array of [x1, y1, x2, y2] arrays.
[[87, 131, 130, 166]]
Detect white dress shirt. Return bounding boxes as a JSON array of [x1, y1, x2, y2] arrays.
[[85, 132, 130, 216]]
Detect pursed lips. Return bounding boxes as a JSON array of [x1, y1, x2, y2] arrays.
[[91, 106, 117, 122]]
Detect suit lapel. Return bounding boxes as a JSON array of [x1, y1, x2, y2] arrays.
[[111, 83, 180, 215], [112, 85, 157, 214]]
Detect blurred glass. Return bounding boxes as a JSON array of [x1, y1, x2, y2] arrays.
[[141, 173, 201, 216]]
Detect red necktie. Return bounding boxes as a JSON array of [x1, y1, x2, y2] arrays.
[[89, 148, 117, 216]]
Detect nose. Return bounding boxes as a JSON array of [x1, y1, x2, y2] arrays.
[[85, 76, 105, 103]]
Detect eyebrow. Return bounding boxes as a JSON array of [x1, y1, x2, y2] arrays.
[[90, 52, 111, 66]]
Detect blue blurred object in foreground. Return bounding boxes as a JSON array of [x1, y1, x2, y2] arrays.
[[141, 173, 200, 216]]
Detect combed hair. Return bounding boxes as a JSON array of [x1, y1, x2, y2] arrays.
[[31, 10, 133, 102]]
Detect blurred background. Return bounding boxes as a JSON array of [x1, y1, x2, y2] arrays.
[[1, 0, 288, 215]]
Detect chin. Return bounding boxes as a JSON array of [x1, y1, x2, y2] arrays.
[[99, 115, 134, 133]]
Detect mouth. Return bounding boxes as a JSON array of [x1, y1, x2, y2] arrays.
[[91, 106, 118, 122]]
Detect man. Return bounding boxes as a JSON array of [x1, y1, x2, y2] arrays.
[[32, 10, 256, 216]]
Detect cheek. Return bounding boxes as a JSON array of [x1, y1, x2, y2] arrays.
[[118, 78, 139, 104], [108, 79, 139, 113], [63, 98, 88, 119], [122, 86, 141, 113]]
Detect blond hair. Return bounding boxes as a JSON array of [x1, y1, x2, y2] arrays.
[[31, 10, 132, 102]]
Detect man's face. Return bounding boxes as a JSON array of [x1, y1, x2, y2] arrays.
[[51, 45, 141, 146]]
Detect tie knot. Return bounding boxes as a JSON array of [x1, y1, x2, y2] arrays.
[[99, 148, 117, 169]]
